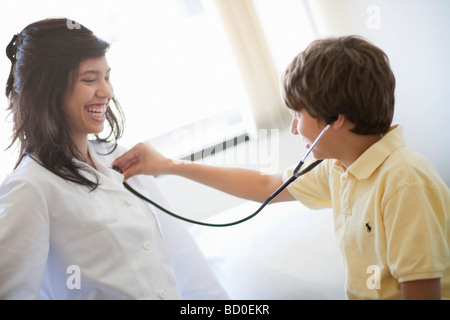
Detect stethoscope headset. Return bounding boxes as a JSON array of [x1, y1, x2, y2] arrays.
[[113, 121, 333, 227]]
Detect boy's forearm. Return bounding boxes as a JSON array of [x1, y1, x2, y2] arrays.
[[168, 160, 280, 203], [401, 278, 441, 300]]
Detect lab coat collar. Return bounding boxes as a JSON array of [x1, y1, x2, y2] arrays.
[[70, 142, 125, 192], [89, 142, 123, 182]]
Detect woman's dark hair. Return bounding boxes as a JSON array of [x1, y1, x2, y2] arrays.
[[5, 18, 124, 190], [281, 35, 395, 135]]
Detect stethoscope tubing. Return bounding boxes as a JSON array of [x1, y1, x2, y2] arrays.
[[122, 159, 323, 227], [120, 123, 331, 227]]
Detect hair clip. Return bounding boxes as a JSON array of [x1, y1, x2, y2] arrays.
[[6, 33, 20, 63]]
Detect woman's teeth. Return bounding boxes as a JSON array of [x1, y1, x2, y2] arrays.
[[85, 104, 106, 116]]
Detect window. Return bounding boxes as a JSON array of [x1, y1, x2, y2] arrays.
[[251, 0, 317, 75], [104, 0, 254, 157], [0, 0, 254, 181], [0, 0, 316, 181]]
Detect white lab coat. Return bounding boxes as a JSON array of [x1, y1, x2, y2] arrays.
[[0, 141, 227, 300]]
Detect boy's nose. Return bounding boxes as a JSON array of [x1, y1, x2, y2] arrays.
[[290, 117, 299, 135]]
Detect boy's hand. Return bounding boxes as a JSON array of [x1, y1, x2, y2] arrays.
[[112, 142, 174, 181]]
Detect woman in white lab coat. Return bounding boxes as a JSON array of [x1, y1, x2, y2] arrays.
[[0, 18, 226, 300]]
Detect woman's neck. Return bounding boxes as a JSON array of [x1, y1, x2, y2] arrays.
[[73, 136, 96, 169]]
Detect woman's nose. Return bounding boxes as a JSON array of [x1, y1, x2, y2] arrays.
[[97, 81, 113, 99]]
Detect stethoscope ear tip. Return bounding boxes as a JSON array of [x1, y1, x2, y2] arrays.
[[327, 116, 338, 125]]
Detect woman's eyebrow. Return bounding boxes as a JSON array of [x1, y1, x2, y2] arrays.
[[78, 68, 111, 76]]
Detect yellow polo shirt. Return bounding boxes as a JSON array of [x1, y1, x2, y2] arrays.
[[283, 125, 450, 299]]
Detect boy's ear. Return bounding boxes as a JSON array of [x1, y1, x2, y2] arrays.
[[330, 114, 346, 129], [328, 115, 338, 124]]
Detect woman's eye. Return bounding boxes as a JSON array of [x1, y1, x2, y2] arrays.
[[82, 79, 95, 83]]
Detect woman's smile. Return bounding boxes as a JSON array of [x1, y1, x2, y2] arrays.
[[85, 102, 108, 122]]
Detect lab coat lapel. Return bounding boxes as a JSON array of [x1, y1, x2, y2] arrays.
[[86, 142, 166, 236], [87, 142, 125, 192]]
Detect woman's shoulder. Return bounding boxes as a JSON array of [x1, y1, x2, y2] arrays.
[[0, 155, 49, 196], [6, 155, 46, 180]]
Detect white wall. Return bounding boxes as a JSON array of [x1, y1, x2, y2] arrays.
[[159, 0, 450, 221], [307, 0, 450, 184]]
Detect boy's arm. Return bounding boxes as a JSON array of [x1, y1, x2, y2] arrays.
[[401, 278, 441, 300], [112, 142, 295, 203], [170, 161, 295, 203], [383, 181, 448, 300]]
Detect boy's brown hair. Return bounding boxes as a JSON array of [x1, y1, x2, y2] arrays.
[[281, 35, 395, 135]]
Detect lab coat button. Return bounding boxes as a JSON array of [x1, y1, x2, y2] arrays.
[[125, 196, 134, 205], [142, 241, 152, 251]]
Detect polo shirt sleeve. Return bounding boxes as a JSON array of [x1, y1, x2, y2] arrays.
[[383, 181, 449, 283], [282, 159, 332, 209]]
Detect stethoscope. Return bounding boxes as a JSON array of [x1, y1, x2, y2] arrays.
[[113, 123, 331, 227]]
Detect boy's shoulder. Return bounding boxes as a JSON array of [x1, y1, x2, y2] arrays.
[[383, 145, 435, 181], [345, 125, 448, 199], [350, 125, 445, 188], [376, 144, 449, 203]]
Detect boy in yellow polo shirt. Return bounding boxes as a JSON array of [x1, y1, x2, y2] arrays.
[[113, 36, 450, 299]]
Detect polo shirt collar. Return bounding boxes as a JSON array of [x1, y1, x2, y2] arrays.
[[346, 125, 405, 180]]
